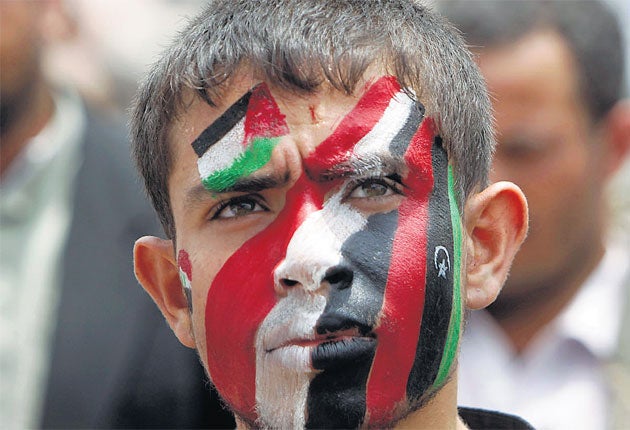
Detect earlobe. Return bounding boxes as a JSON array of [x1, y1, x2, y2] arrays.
[[134, 236, 196, 348], [602, 99, 630, 178], [463, 182, 528, 310]]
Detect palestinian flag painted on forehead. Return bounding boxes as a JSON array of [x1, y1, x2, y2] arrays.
[[191, 82, 289, 192], [202, 76, 462, 427]]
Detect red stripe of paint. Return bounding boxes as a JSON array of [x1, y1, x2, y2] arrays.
[[178, 249, 192, 280], [244, 83, 290, 145], [366, 118, 436, 425], [204, 174, 323, 422], [306, 76, 401, 176], [205, 77, 407, 422]]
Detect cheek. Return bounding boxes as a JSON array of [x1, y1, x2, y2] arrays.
[[365, 136, 463, 425], [203, 176, 322, 421]]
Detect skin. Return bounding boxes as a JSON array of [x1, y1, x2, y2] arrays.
[[477, 30, 630, 351], [0, 0, 55, 175], [135, 70, 528, 429]]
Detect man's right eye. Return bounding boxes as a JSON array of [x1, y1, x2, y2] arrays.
[[211, 195, 269, 220]]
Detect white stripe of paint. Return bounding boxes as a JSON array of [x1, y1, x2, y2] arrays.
[[255, 192, 368, 428], [178, 269, 192, 290], [196, 117, 246, 180], [273, 192, 368, 291], [255, 291, 326, 429], [353, 90, 414, 157]]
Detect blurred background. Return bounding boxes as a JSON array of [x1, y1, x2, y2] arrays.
[[45, 0, 630, 228], [1, 0, 628, 429]]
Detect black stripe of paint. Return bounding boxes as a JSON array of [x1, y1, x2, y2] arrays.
[[184, 288, 193, 313], [191, 91, 252, 157], [405, 137, 454, 404], [389, 101, 425, 158], [306, 212, 397, 429], [305, 100, 422, 428]]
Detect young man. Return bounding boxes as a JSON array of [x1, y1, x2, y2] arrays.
[[440, 1, 630, 428], [131, 1, 529, 428]]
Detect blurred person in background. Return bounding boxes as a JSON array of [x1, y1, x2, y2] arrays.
[[439, 1, 630, 428], [0, 1, 233, 427], [43, 0, 205, 113]]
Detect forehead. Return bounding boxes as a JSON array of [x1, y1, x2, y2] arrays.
[[170, 77, 372, 162], [166, 74, 433, 207]]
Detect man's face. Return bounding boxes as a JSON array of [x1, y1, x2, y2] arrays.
[[0, 1, 43, 134], [168, 74, 463, 428], [479, 30, 607, 300]]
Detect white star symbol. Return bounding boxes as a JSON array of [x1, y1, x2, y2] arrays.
[[438, 259, 448, 278]]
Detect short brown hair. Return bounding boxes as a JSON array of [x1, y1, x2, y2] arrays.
[[131, 0, 493, 239]]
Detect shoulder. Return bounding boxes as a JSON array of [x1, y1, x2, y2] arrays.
[[459, 407, 535, 430]]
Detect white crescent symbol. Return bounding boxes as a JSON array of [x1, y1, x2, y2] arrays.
[[434, 246, 450, 279]]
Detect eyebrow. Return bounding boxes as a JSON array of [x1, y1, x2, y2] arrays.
[[191, 90, 252, 157], [314, 155, 408, 182], [184, 171, 291, 208]]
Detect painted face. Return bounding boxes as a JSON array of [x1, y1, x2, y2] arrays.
[[171, 76, 463, 428]]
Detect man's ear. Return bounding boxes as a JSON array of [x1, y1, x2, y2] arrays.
[[463, 182, 528, 310], [601, 99, 630, 178], [134, 236, 196, 348]]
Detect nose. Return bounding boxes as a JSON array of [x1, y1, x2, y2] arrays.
[[322, 265, 353, 290], [273, 192, 366, 296], [273, 209, 358, 296], [275, 263, 354, 296]]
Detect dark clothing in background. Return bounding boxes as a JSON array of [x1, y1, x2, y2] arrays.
[[39, 108, 235, 428], [459, 407, 535, 429]]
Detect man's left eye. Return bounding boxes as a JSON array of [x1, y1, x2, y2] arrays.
[[211, 195, 269, 219], [347, 177, 402, 199]]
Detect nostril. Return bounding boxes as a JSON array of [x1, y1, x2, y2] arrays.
[[323, 266, 353, 290], [280, 278, 299, 288]]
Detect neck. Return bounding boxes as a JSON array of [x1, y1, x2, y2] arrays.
[[395, 377, 468, 430], [488, 242, 605, 353], [235, 377, 468, 429], [0, 78, 54, 176]]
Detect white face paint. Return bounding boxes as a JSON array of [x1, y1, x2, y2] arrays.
[[353, 91, 416, 158], [255, 192, 368, 428], [254, 291, 325, 429], [197, 118, 246, 179], [273, 192, 368, 293]]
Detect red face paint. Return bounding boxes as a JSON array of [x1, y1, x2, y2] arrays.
[[366, 118, 435, 424], [307, 76, 400, 177], [243, 83, 290, 143], [204, 175, 325, 420], [203, 76, 399, 420], [200, 77, 450, 427], [178, 249, 193, 281]]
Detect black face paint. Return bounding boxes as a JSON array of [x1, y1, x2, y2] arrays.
[[389, 102, 425, 158], [306, 211, 397, 429], [406, 137, 454, 403], [191, 90, 252, 157]]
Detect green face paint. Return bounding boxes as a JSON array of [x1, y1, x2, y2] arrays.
[[193, 83, 289, 192], [432, 165, 463, 388], [202, 137, 279, 192]]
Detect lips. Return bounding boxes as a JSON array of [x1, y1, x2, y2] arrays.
[[264, 326, 376, 371], [315, 336, 377, 368]]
